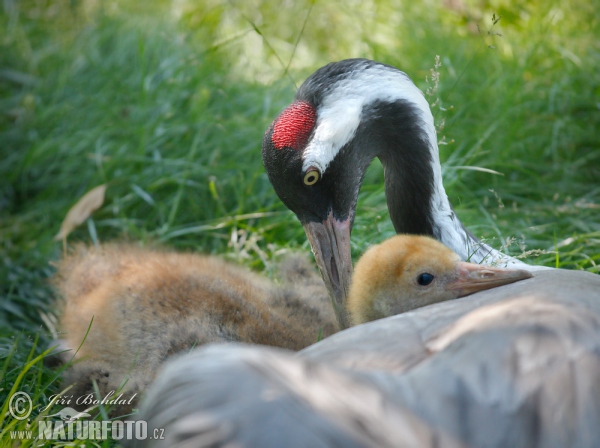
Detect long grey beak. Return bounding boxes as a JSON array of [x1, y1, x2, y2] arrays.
[[303, 214, 353, 329], [448, 262, 533, 297]]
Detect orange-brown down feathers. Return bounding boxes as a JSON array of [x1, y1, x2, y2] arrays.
[[52, 244, 337, 415]]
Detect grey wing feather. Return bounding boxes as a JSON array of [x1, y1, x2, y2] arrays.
[[130, 345, 453, 447]]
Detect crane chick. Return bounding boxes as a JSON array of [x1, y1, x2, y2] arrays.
[[50, 243, 337, 415], [347, 235, 533, 325]]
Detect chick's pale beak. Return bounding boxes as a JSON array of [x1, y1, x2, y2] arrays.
[[448, 262, 533, 297], [303, 213, 353, 329]]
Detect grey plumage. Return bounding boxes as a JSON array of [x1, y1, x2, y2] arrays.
[[131, 269, 600, 448], [131, 345, 450, 448]]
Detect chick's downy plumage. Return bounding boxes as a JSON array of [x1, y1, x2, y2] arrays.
[[52, 244, 337, 414], [347, 235, 532, 324]]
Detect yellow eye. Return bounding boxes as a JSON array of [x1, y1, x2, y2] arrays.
[[303, 169, 320, 185]]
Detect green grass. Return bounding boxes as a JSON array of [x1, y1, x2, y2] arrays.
[[1, 0, 598, 445]]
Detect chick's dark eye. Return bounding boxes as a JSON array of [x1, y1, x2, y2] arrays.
[[417, 273, 434, 286]]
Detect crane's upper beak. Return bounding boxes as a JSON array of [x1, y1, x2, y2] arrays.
[[448, 262, 533, 297], [303, 213, 353, 329]]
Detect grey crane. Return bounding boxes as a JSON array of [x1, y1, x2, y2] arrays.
[[128, 59, 600, 447]]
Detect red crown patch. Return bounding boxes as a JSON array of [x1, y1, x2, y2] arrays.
[[272, 101, 316, 150]]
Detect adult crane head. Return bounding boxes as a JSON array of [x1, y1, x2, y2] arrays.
[[262, 59, 523, 328]]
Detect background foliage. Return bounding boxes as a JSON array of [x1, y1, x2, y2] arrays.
[[1, 0, 598, 445]]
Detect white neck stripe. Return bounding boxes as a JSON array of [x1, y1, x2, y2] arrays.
[[301, 65, 436, 173]]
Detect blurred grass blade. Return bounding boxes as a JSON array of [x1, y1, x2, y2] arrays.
[[452, 166, 505, 176]]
